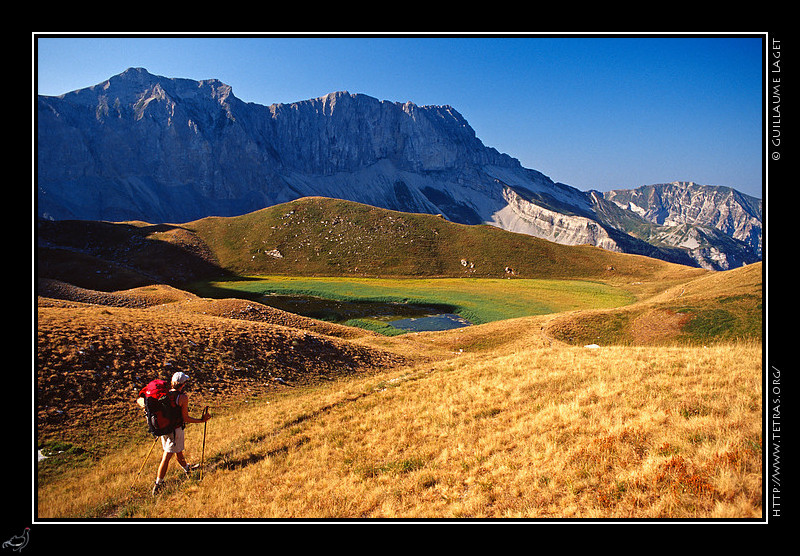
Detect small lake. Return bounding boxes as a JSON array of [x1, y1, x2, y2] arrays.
[[386, 313, 473, 332], [258, 294, 473, 332]]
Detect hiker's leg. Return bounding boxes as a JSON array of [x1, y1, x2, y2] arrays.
[[175, 451, 189, 471], [157, 451, 174, 481]]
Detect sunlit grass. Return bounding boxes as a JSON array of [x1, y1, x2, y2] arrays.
[[38, 341, 762, 520]]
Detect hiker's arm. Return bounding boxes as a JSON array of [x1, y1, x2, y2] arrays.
[[180, 395, 211, 424]]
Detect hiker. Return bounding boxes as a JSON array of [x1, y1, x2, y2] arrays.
[[152, 371, 211, 495]]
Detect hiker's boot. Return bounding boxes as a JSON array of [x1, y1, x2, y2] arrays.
[[152, 481, 164, 496], [182, 464, 200, 478]]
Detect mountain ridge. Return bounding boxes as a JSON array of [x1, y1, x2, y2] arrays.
[[602, 181, 762, 259], [37, 67, 761, 270]]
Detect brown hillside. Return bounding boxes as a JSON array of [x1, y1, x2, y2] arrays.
[[37, 291, 414, 445], [37, 218, 228, 292]]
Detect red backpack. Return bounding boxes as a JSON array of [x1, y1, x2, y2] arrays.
[[138, 379, 184, 437]]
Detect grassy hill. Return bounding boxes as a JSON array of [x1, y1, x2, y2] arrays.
[[183, 196, 701, 284], [545, 262, 763, 346], [35, 196, 763, 519]]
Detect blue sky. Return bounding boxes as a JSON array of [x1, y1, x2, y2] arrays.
[[35, 34, 764, 198]]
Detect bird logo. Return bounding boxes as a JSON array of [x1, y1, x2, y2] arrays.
[[2, 528, 29, 552]]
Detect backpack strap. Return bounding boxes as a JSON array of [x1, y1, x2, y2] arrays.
[[169, 390, 186, 429]]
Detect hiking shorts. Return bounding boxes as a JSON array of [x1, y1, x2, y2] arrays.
[[160, 427, 185, 453]]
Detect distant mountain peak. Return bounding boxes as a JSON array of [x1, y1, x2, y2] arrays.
[[103, 66, 160, 90], [120, 66, 152, 77]]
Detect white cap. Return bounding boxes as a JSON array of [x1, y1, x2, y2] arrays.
[[172, 371, 189, 385]]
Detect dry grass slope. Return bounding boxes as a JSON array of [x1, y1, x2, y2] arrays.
[[38, 327, 761, 519]]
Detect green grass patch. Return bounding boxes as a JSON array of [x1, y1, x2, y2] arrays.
[[343, 318, 409, 336], [194, 275, 636, 326], [671, 293, 762, 343], [682, 308, 737, 340], [37, 440, 94, 485]]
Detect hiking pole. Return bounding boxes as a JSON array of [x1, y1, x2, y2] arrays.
[[200, 406, 209, 481], [131, 436, 159, 489]]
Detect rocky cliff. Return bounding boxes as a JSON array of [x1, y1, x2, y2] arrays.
[[603, 182, 762, 259], [36, 68, 761, 270]]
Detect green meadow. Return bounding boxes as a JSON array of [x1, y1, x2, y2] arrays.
[[197, 276, 636, 327]]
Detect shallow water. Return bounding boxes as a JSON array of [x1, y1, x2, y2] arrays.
[[387, 313, 473, 332], [258, 294, 472, 331]]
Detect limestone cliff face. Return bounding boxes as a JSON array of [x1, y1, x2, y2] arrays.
[[37, 68, 761, 270], [262, 91, 517, 175], [37, 68, 518, 223], [492, 187, 621, 251]]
